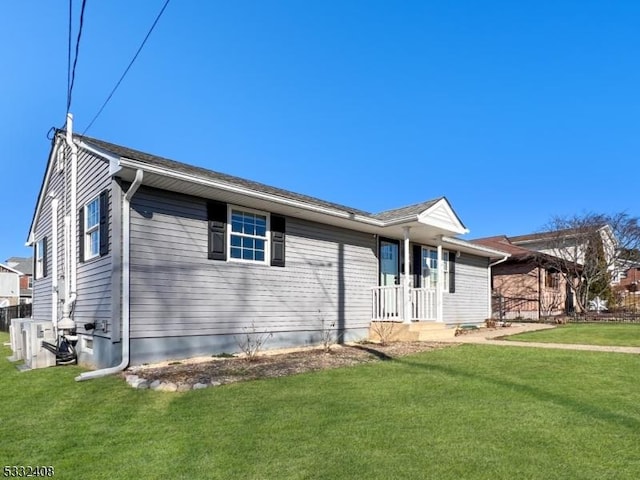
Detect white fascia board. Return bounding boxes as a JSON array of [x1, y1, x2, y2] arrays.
[[76, 140, 122, 175], [441, 235, 512, 258], [27, 137, 63, 245], [418, 199, 469, 235], [0, 263, 23, 275], [118, 158, 386, 228]]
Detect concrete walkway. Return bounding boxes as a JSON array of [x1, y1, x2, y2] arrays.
[[438, 322, 640, 354]]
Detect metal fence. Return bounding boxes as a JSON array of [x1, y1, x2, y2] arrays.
[[0, 303, 33, 332]]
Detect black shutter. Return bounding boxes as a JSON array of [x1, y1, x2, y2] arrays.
[[99, 190, 109, 257], [449, 252, 456, 293], [42, 236, 48, 278], [271, 215, 286, 267], [207, 201, 227, 260], [412, 244, 421, 288], [78, 207, 85, 263]]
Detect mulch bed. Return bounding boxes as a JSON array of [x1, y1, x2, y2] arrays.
[[127, 341, 453, 387]]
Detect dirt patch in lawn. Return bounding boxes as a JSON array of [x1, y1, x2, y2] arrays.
[[127, 342, 451, 387]]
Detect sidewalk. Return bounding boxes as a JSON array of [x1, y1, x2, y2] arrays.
[[439, 322, 640, 354]]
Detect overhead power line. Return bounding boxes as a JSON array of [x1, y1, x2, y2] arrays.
[[67, 0, 87, 114], [82, 0, 171, 135]]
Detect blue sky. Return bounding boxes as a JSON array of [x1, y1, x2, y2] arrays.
[[2, 1, 639, 261]]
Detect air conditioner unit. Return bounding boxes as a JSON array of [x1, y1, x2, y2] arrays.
[[22, 321, 56, 369], [8, 318, 32, 362]]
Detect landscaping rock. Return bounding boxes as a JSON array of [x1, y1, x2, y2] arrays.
[[193, 383, 208, 390], [149, 380, 161, 390], [125, 374, 139, 385], [157, 382, 178, 392], [176, 382, 191, 392], [132, 379, 149, 389], [210, 381, 222, 387]]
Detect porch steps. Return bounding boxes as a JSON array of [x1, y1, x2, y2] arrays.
[[369, 321, 458, 342]]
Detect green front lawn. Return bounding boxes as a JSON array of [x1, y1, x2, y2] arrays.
[[506, 323, 640, 347], [1, 332, 640, 479]]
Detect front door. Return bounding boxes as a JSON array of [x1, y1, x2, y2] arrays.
[[379, 239, 400, 286]]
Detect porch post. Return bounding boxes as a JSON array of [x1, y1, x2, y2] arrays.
[[403, 227, 411, 323], [437, 243, 444, 322]]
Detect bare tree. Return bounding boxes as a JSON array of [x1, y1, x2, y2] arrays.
[[539, 212, 640, 312]]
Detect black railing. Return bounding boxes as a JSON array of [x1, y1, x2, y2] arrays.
[[0, 303, 33, 332]]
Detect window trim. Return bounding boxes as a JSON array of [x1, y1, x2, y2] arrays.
[[421, 247, 451, 293], [35, 239, 45, 279], [84, 196, 101, 261], [226, 205, 270, 264]]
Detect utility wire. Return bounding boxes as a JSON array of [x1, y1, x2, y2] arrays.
[[82, 0, 171, 135], [67, 0, 87, 114]]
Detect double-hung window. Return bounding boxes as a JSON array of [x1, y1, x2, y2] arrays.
[[85, 197, 101, 260], [229, 208, 269, 263], [35, 239, 46, 279], [421, 247, 450, 292]]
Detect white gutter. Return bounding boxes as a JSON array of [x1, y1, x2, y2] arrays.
[[118, 158, 386, 227], [76, 169, 144, 381], [487, 254, 510, 319], [51, 196, 59, 333], [58, 114, 79, 331]]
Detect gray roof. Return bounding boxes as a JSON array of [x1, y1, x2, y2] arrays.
[[373, 199, 441, 221], [5, 257, 32, 275], [77, 133, 444, 223]]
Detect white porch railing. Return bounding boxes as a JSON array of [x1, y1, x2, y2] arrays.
[[371, 285, 437, 322]]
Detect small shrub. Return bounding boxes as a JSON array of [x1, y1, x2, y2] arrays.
[[485, 318, 497, 328], [370, 321, 397, 345], [235, 322, 273, 362], [319, 310, 336, 353]]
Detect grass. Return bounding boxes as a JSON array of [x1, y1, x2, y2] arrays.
[[1, 332, 640, 479], [506, 323, 640, 347]]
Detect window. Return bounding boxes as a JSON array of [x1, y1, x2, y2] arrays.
[[85, 197, 101, 260], [421, 248, 450, 292], [545, 270, 560, 289], [27, 276, 33, 289], [35, 238, 47, 279], [228, 208, 269, 263], [80, 191, 109, 262]]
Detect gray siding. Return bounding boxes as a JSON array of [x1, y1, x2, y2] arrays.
[[443, 253, 490, 323], [31, 143, 114, 340], [129, 188, 377, 354], [74, 149, 113, 337]]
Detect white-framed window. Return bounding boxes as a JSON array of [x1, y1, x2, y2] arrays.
[[228, 206, 269, 263], [421, 247, 450, 292], [35, 239, 45, 279], [27, 276, 33, 289], [85, 196, 101, 260]]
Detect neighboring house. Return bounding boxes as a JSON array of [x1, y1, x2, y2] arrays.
[[509, 225, 617, 273], [614, 263, 640, 310], [26, 131, 508, 369], [0, 263, 21, 307], [473, 236, 576, 320], [5, 257, 34, 304]]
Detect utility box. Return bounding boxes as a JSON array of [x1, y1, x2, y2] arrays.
[[8, 318, 32, 362], [22, 321, 56, 369]]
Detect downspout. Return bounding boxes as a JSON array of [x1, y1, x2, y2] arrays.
[[76, 169, 143, 381], [58, 114, 79, 331], [50, 196, 59, 333], [488, 255, 509, 319]]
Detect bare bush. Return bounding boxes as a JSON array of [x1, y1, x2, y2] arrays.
[[235, 322, 273, 362], [370, 321, 397, 345]]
